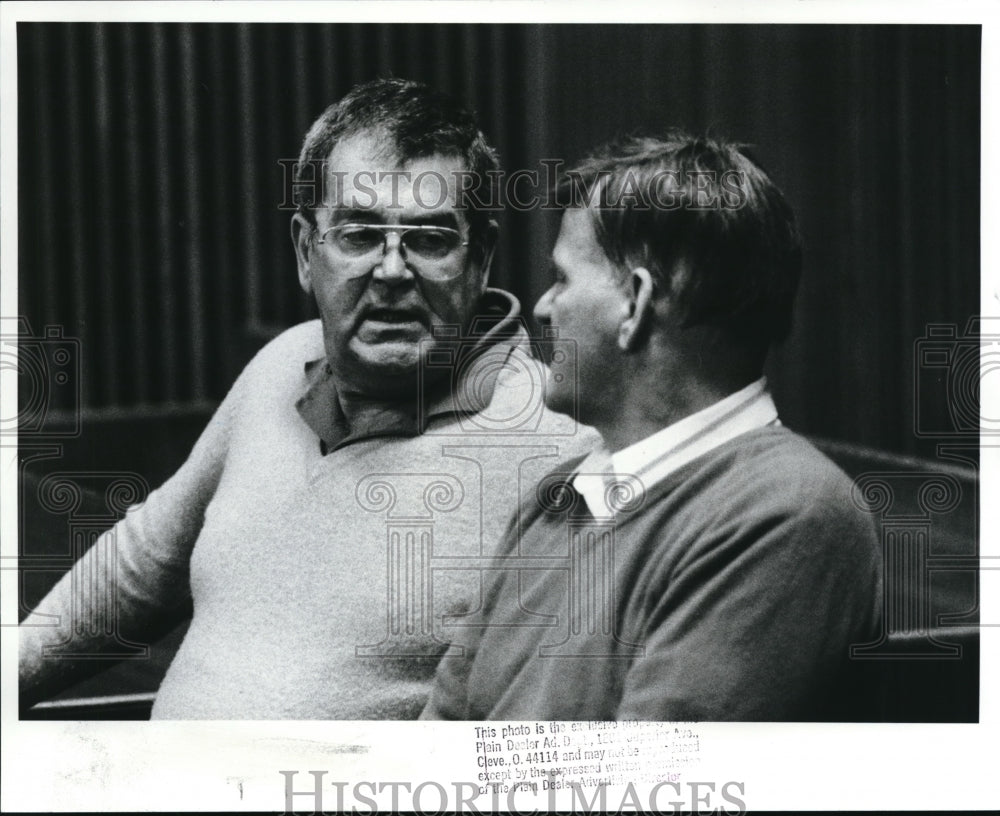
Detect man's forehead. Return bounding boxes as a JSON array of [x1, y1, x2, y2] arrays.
[[554, 207, 605, 264], [322, 132, 470, 215]]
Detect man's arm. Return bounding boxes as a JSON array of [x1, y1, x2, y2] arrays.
[[615, 477, 883, 721], [421, 494, 538, 721], [18, 373, 243, 710], [420, 648, 473, 720]]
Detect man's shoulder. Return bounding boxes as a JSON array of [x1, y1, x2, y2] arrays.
[[239, 320, 325, 380], [670, 427, 877, 540], [628, 428, 881, 586], [706, 426, 850, 490], [249, 320, 324, 364], [214, 321, 325, 418]]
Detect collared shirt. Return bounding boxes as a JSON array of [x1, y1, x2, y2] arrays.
[[574, 377, 780, 517], [295, 289, 525, 454]]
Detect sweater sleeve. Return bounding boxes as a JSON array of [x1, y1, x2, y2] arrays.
[[420, 555, 496, 721], [419, 646, 473, 720], [420, 497, 533, 720], [615, 465, 883, 721], [18, 366, 245, 708]]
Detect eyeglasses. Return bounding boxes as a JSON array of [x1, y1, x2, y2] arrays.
[[317, 223, 470, 279]]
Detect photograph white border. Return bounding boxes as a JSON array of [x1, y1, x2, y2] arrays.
[[2, 1, 997, 811]]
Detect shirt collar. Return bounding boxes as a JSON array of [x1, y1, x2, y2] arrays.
[[295, 288, 526, 454], [574, 377, 779, 517]]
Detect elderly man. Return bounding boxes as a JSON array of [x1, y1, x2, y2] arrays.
[[423, 132, 883, 721], [19, 79, 593, 719]]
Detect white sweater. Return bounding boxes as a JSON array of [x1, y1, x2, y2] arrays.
[[20, 303, 595, 718]]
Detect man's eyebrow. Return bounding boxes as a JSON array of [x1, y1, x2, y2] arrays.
[[325, 207, 383, 224], [405, 211, 462, 229], [323, 207, 462, 230]]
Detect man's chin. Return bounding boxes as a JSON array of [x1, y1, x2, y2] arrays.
[[542, 383, 577, 421], [355, 341, 422, 372]]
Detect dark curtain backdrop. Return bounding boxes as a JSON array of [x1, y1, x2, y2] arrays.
[[17, 23, 980, 462]]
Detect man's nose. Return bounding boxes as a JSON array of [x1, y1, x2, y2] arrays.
[[371, 233, 413, 284], [534, 286, 554, 323]]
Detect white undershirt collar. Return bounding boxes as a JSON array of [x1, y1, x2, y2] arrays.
[[573, 377, 780, 517]]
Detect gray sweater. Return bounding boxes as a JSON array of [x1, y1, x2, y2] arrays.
[[423, 427, 883, 721]]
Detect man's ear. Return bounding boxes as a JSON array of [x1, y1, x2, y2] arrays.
[[618, 266, 656, 352], [474, 219, 500, 294], [291, 213, 314, 295]]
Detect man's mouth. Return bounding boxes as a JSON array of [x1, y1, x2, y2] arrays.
[[356, 308, 428, 342], [363, 307, 425, 324]]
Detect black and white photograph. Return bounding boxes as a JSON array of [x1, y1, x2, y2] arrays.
[[1, 1, 997, 812]]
